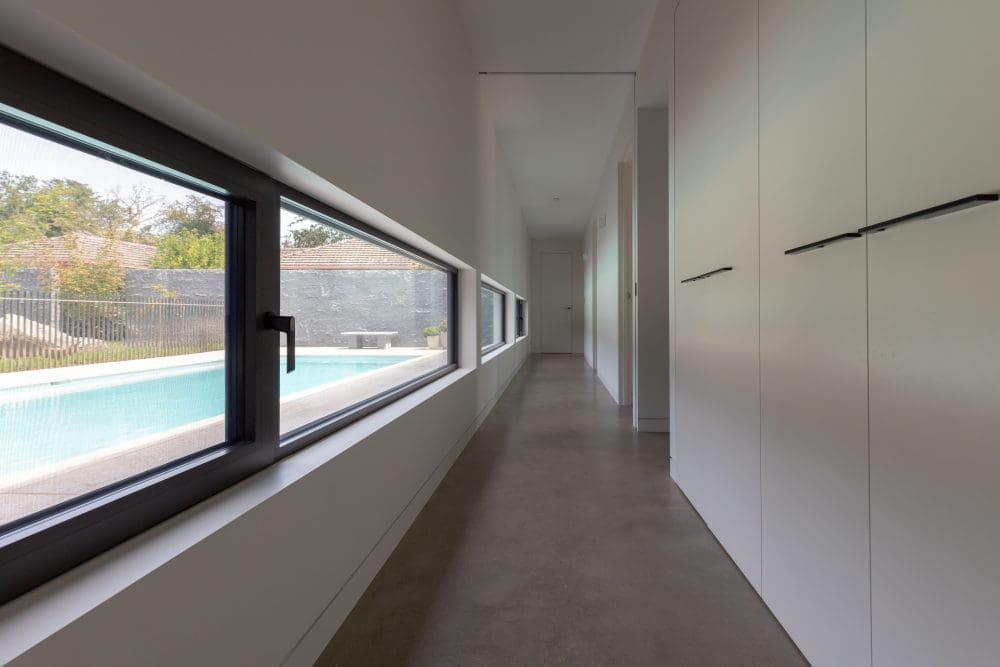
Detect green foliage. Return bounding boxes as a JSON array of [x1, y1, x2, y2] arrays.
[[51, 238, 125, 298], [151, 230, 225, 269], [48, 240, 128, 338], [0, 171, 163, 244], [283, 216, 347, 248], [155, 195, 223, 237], [152, 284, 179, 300], [0, 169, 225, 288], [423, 326, 440, 337]]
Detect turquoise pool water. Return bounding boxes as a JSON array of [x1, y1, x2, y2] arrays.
[[0, 355, 412, 477]]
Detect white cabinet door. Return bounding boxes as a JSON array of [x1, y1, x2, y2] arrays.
[[759, 2, 870, 665], [868, 1, 1000, 664], [673, 0, 761, 590]]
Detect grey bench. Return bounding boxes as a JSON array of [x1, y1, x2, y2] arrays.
[[341, 331, 398, 349]]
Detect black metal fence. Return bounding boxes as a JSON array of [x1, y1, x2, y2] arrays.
[[0, 290, 224, 372]]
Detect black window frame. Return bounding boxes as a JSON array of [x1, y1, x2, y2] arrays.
[[479, 282, 507, 355], [0, 45, 460, 604], [516, 297, 527, 338], [275, 192, 459, 457]]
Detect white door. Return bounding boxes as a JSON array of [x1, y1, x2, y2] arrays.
[[540, 252, 573, 353], [868, 2, 1000, 663], [674, 0, 761, 591], [759, 2, 870, 665]]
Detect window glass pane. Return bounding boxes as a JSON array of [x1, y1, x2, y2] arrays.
[[0, 117, 227, 527], [279, 206, 450, 437], [516, 298, 527, 337], [480, 285, 505, 351]]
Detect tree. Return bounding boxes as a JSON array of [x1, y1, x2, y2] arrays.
[[0, 173, 105, 239], [101, 186, 162, 242], [155, 195, 223, 237], [0, 173, 42, 249], [283, 216, 346, 248], [53, 248, 125, 299], [151, 229, 225, 269], [50, 239, 128, 338]]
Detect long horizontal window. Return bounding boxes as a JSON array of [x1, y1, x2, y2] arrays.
[[0, 45, 460, 604], [480, 283, 506, 354], [278, 201, 454, 443], [0, 112, 232, 529]]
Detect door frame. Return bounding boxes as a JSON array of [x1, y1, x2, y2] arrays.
[[618, 160, 634, 407]]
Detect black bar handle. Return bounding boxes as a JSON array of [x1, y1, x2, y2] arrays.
[[858, 193, 998, 235], [681, 266, 733, 284], [266, 313, 296, 373], [785, 232, 862, 256]]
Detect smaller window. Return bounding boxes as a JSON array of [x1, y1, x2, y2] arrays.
[[480, 283, 506, 354], [278, 201, 455, 442], [516, 297, 527, 338]]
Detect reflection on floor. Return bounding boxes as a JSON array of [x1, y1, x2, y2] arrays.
[[318, 354, 805, 666]]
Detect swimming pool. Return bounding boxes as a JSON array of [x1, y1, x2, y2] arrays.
[[0, 354, 413, 478]]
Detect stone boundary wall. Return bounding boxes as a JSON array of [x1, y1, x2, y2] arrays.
[[125, 269, 446, 347]]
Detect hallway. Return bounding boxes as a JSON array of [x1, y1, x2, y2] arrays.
[[319, 355, 804, 665]]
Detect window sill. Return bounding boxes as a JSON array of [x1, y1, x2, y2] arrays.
[[0, 366, 472, 663], [481, 342, 512, 364]]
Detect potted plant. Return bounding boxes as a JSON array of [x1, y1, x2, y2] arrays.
[[423, 326, 440, 349]]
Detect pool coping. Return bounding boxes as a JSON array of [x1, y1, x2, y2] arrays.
[[0, 346, 444, 391]]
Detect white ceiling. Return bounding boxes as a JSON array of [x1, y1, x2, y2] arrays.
[[459, 0, 661, 73], [460, 1, 658, 237], [483, 74, 633, 237]]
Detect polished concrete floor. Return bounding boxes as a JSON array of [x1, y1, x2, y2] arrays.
[[317, 355, 805, 666]]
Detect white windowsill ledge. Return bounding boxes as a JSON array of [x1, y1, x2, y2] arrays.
[[480, 342, 513, 365], [0, 366, 473, 664]]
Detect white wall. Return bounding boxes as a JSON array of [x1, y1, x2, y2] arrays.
[[636, 0, 678, 109], [0, 2, 532, 664], [530, 238, 585, 355], [583, 225, 595, 366], [630, 0, 675, 431], [634, 108, 670, 432], [585, 91, 635, 404]]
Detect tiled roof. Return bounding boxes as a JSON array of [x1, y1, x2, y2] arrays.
[[0, 233, 156, 269], [1, 234, 424, 271], [279, 238, 424, 270]]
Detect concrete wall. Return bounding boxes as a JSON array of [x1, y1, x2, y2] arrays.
[[0, 2, 532, 665]]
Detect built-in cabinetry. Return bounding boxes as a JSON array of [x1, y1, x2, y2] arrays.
[[867, 1, 1000, 664], [673, 0, 1000, 664], [673, 0, 761, 590], [758, 2, 870, 665]]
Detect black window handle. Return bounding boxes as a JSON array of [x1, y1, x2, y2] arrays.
[[785, 232, 862, 256], [266, 313, 296, 373], [858, 193, 998, 234], [681, 266, 733, 284]]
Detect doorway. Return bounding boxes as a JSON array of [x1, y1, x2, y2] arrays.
[[540, 251, 573, 353]]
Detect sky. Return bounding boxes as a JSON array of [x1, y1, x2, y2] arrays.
[[0, 123, 209, 207]]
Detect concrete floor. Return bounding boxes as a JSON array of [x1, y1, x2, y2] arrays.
[[317, 354, 805, 666]]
